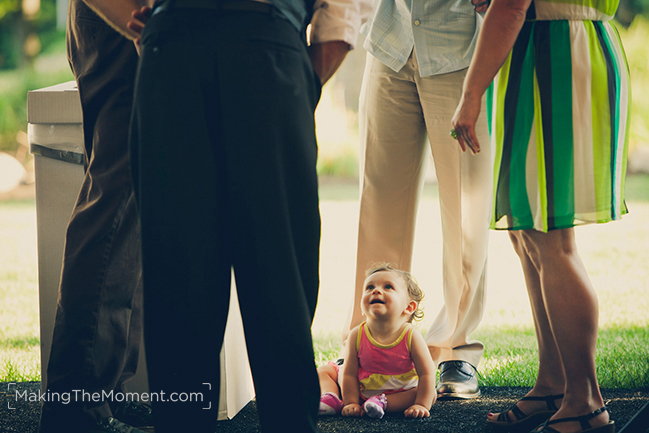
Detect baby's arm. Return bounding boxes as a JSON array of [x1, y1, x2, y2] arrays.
[[341, 327, 363, 417], [405, 329, 437, 418]]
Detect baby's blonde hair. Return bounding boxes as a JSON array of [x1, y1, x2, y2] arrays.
[[365, 263, 424, 322]]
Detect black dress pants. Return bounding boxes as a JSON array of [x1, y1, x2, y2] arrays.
[[131, 6, 322, 433], [39, 1, 142, 431]]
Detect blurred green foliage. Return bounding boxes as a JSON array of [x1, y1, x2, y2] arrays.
[[617, 18, 649, 154], [618, 0, 649, 26], [0, 52, 73, 154], [0, 0, 63, 69], [1, 0, 72, 155]]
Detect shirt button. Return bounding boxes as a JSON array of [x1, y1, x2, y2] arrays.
[[414, 19, 420, 26]]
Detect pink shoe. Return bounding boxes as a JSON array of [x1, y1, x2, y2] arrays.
[[319, 392, 343, 416], [363, 394, 387, 419]]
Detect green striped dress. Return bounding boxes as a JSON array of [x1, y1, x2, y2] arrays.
[[486, 0, 630, 232]]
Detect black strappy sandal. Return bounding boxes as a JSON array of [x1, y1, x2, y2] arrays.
[[531, 406, 615, 433], [487, 394, 564, 432]]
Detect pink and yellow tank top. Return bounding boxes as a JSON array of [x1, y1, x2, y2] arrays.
[[356, 322, 419, 399]]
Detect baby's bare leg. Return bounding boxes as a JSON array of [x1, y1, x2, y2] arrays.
[[317, 364, 341, 397], [385, 388, 419, 412]]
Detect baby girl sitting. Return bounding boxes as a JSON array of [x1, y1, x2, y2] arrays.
[[317, 263, 437, 419]]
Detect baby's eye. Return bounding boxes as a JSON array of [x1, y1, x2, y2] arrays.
[[366, 284, 375, 291], [385, 284, 393, 290]]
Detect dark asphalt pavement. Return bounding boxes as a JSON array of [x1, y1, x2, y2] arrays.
[[2, 383, 647, 433]]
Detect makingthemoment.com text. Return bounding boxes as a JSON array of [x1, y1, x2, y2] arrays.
[[12, 388, 204, 405]]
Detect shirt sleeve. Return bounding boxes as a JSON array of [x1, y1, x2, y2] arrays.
[[308, 0, 373, 49]]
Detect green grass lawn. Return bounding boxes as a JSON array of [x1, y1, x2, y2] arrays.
[[0, 200, 40, 382], [2, 176, 649, 387]]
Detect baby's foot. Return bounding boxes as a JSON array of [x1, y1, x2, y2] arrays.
[[363, 394, 388, 419], [319, 392, 343, 415]]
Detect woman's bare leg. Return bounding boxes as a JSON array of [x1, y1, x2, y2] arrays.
[[488, 231, 565, 422], [519, 228, 608, 431]]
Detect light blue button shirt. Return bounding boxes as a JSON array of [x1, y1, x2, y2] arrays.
[[361, 0, 483, 77]]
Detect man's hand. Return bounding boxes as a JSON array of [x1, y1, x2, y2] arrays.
[[472, 0, 489, 13], [127, 6, 152, 55], [81, 0, 151, 40], [309, 40, 350, 86]]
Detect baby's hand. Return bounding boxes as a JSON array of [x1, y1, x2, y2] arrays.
[[342, 403, 363, 417], [404, 404, 430, 418]]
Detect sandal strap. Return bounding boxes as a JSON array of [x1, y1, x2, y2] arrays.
[[519, 394, 565, 411], [510, 403, 527, 421], [500, 394, 565, 423], [534, 423, 561, 433], [545, 406, 608, 431], [497, 409, 512, 423]]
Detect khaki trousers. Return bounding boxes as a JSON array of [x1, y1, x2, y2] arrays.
[[349, 51, 492, 368]]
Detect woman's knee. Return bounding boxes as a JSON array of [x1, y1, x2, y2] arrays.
[[508, 231, 527, 257], [519, 228, 577, 263]]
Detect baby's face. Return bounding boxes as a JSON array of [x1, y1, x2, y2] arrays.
[[361, 270, 413, 322]]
